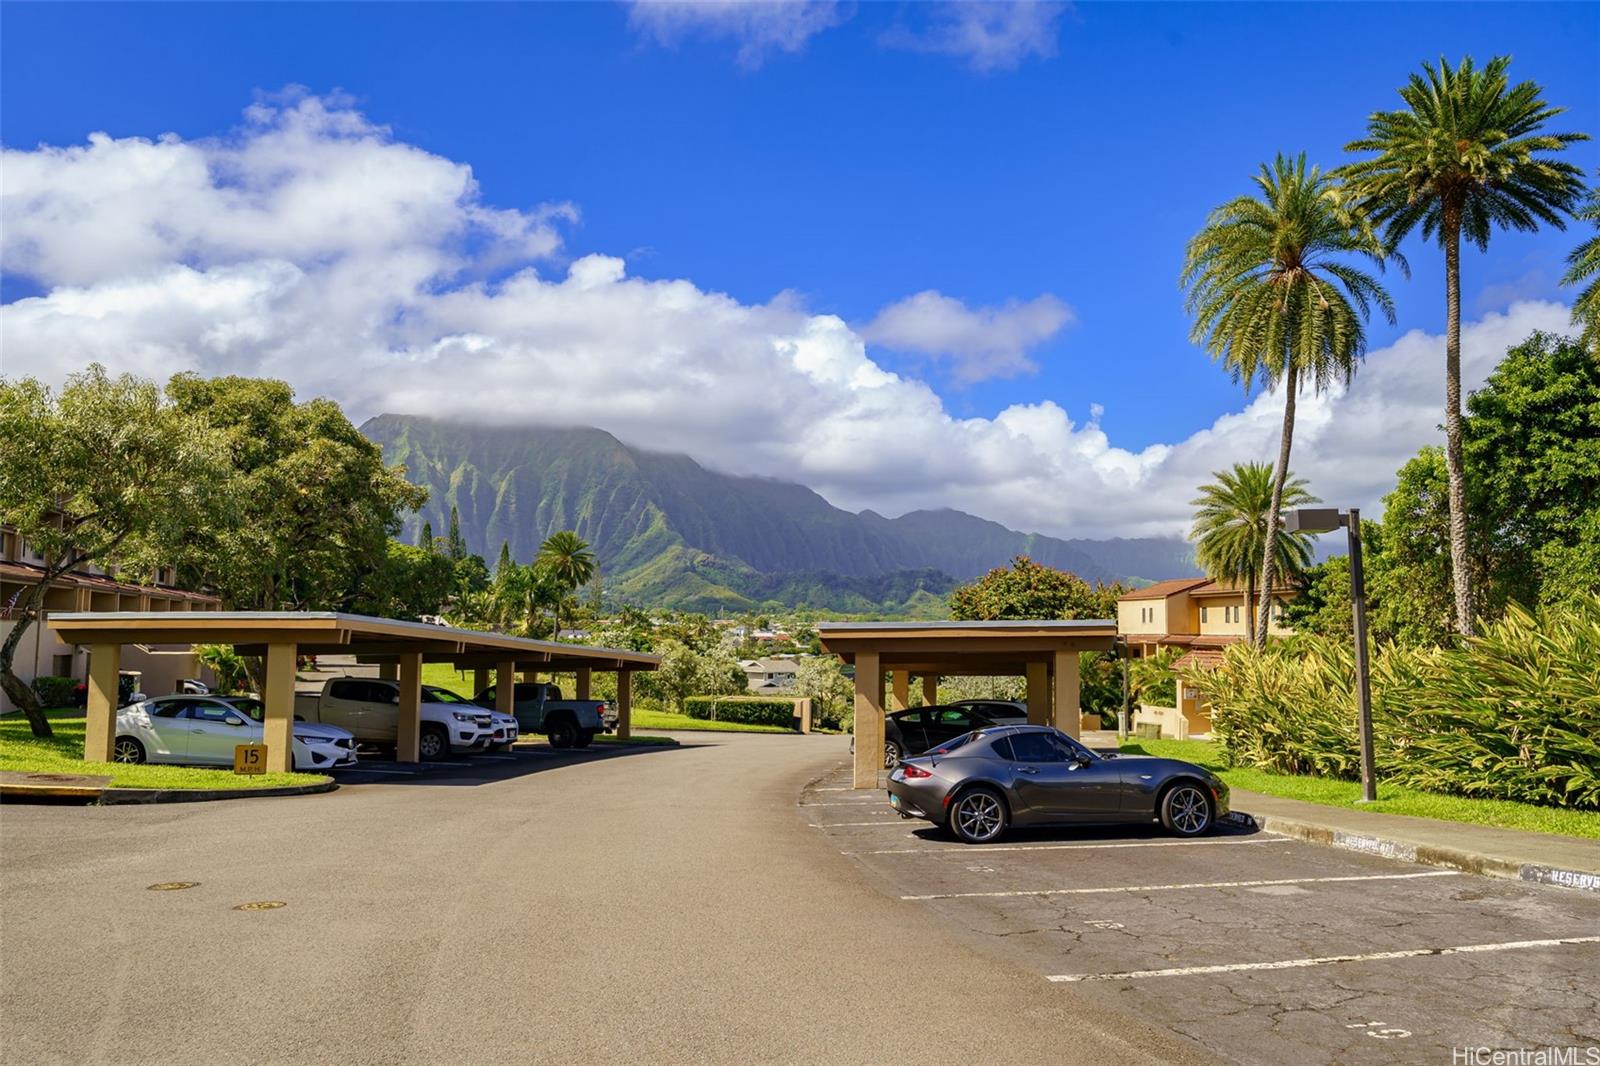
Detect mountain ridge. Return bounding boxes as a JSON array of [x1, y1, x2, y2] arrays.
[[361, 414, 1199, 613]]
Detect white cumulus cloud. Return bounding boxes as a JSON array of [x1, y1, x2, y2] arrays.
[[0, 95, 1582, 542], [862, 289, 1073, 383]]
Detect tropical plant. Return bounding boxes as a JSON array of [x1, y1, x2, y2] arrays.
[[194, 644, 250, 694], [1342, 55, 1590, 636], [1127, 647, 1182, 707], [1189, 463, 1320, 643], [1561, 177, 1600, 359], [1182, 153, 1394, 648], [535, 531, 597, 639]]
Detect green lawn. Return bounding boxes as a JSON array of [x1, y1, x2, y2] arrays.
[[1121, 738, 1600, 841], [1, 709, 328, 791]]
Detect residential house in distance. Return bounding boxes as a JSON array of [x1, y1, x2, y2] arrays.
[[1116, 578, 1297, 737], [0, 522, 219, 714], [739, 655, 800, 693]]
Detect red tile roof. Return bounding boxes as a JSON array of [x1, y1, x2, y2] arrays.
[[1172, 648, 1229, 671], [0, 561, 218, 603], [1118, 578, 1210, 602]]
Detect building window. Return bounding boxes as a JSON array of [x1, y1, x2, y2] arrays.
[[1200, 606, 1208, 623]]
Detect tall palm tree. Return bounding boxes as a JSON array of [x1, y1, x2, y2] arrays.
[[535, 531, 596, 639], [1189, 463, 1320, 644], [1341, 55, 1589, 636], [1182, 153, 1394, 649], [1563, 177, 1600, 359]]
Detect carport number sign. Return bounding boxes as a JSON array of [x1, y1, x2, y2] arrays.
[[233, 745, 268, 775]]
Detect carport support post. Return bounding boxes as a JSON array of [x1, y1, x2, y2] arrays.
[[1026, 660, 1051, 727], [890, 670, 909, 712], [616, 671, 632, 739], [575, 667, 591, 701], [262, 642, 297, 773], [922, 674, 938, 707], [396, 652, 423, 764], [1053, 649, 1081, 739], [472, 667, 488, 699], [852, 650, 883, 789], [495, 660, 516, 719], [83, 642, 121, 762]]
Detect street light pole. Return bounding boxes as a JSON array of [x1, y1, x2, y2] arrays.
[[1284, 506, 1378, 803], [1117, 638, 1130, 742], [1345, 508, 1377, 803]]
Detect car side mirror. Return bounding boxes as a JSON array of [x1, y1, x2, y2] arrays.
[[227, 716, 246, 727]]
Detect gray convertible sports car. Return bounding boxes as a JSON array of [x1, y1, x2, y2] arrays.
[[885, 724, 1229, 843]]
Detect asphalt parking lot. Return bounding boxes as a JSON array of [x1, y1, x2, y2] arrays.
[[326, 738, 651, 786], [802, 763, 1600, 1065]]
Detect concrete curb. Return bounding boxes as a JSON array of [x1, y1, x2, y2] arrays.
[[98, 778, 338, 805], [1226, 810, 1600, 894]]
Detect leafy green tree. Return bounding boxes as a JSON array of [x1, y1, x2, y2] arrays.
[[1563, 177, 1600, 359], [641, 638, 699, 712], [793, 654, 854, 730], [1369, 449, 1461, 646], [1128, 647, 1181, 706], [496, 541, 513, 577], [420, 521, 434, 551], [1464, 331, 1600, 609], [949, 556, 1123, 621], [1183, 153, 1394, 648], [0, 366, 232, 734], [535, 531, 597, 639], [1342, 55, 1589, 636], [348, 541, 457, 621], [696, 643, 747, 697], [1189, 462, 1320, 643], [167, 374, 427, 611]]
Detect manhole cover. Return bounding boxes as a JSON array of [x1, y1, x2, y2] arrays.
[[147, 882, 199, 891], [232, 900, 287, 911]]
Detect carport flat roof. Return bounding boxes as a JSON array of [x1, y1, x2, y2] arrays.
[[816, 618, 1117, 671], [47, 611, 660, 671]]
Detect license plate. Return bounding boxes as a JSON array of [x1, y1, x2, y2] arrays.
[[889, 793, 901, 808]]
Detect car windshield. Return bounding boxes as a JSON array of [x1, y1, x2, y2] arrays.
[[225, 697, 265, 722], [422, 686, 471, 704]]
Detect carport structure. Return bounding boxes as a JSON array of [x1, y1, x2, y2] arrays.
[[816, 620, 1118, 789], [47, 612, 660, 772]]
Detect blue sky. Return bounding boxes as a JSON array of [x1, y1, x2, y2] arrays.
[[3, 2, 1598, 537]]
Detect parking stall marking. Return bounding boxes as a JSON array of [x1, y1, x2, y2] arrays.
[[1044, 934, 1600, 983], [901, 869, 1460, 900], [848, 837, 1281, 856], [808, 819, 911, 828]]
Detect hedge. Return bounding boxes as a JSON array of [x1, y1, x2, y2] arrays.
[[1183, 596, 1600, 809], [30, 675, 77, 708], [682, 696, 799, 728]]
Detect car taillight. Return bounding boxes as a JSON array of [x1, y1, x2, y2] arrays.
[[902, 764, 932, 779]]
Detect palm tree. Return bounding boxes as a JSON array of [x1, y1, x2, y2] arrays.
[[1562, 177, 1600, 359], [535, 531, 596, 639], [1182, 153, 1394, 649], [1189, 463, 1320, 644], [1341, 55, 1589, 636]]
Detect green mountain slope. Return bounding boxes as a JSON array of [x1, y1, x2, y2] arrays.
[[362, 415, 1197, 613]]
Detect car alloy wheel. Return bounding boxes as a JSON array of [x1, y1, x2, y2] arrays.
[[883, 740, 902, 769], [113, 737, 145, 764], [1166, 784, 1211, 835], [419, 729, 447, 760], [953, 790, 1004, 843]]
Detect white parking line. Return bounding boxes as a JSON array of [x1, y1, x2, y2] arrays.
[[808, 819, 905, 828], [1045, 935, 1600, 982], [802, 801, 894, 807], [472, 755, 519, 761], [901, 870, 1459, 901], [850, 837, 1278, 856]]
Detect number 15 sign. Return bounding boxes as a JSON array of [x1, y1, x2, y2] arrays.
[[233, 745, 268, 775]]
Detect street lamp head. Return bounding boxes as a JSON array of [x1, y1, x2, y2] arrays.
[[1284, 507, 1346, 534]]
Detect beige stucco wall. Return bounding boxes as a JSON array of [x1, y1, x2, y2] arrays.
[[1117, 599, 1169, 635]]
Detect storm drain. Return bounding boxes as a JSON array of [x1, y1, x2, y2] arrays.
[[147, 882, 199, 891], [232, 901, 287, 911]]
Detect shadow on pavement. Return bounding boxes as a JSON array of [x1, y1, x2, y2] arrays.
[[328, 737, 696, 788]]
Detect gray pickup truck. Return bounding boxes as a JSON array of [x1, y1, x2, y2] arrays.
[[472, 681, 610, 749]]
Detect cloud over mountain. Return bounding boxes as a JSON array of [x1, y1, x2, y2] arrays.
[[0, 94, 1579, 540]]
